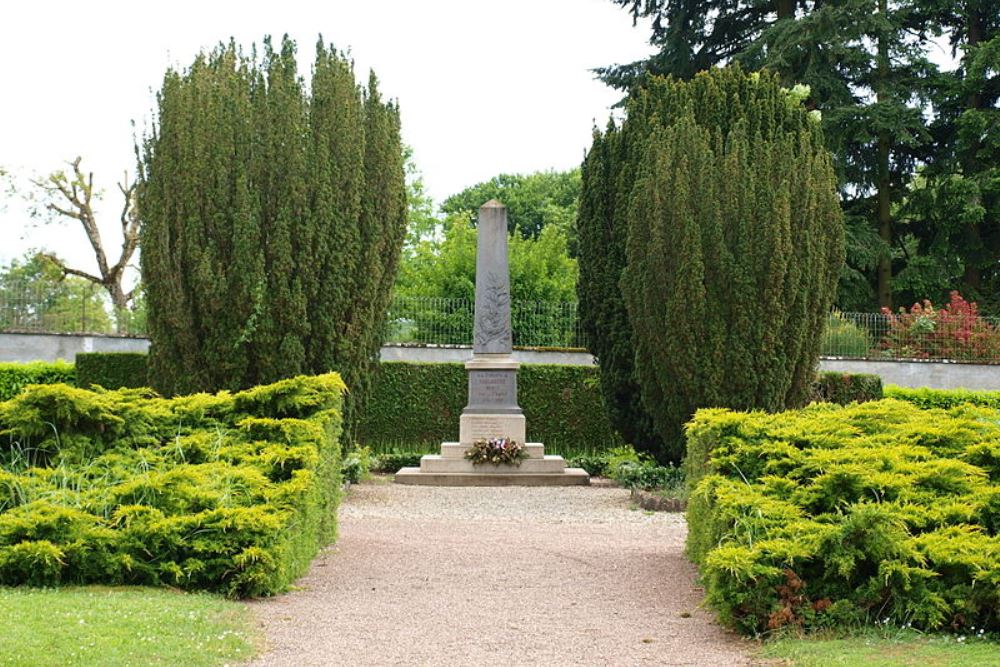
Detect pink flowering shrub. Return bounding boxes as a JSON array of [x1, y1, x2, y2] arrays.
[[878, 292, 1000, 362]]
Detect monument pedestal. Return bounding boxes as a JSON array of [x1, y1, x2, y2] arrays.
[[394, 200, 589, 487], [394, 446, 590, 486]]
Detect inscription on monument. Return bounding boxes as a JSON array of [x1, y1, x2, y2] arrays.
[[466, 417, 505, 442], [468, 370, 517, 407]]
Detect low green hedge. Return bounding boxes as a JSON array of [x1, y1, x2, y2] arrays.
[[357, 362, 622, 452], [812, 371, 883, 405], [886, 385, 1000, 410], [76, 352, 148, 389], [0, 373, 346, 597], [684, 399, 1000, 636], [0, 362, 75, 402]]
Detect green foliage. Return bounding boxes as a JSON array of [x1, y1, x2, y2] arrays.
[[886, 385, 1000, 412], [0, 373, 346, 597], [369, 449, 425, 473], [580, 66, 843, 463], [600, 0, 954, 310], [604, 445, 685, 491], [813, 373, 884, 405], [75, 353, 148, 390], [341, 446, 373, 484], [684, 399, 1000, 636], [138, 36, 406, 438], [0, 362, 75, 402], [393, 215, 579, 346], [440, 169, 581, 240], [822, 311, 872, 357], [356, 362, 622, 453]]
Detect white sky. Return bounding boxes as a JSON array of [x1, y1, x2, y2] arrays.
[[0, 0, 652, 275]]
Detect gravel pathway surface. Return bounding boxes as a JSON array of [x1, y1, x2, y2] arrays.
[[245, 480, 753, 666]]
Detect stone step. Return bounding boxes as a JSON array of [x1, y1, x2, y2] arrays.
[[439, 442, 545, 459], [420, 454, 566, 474], [394, 467, 590, 487]]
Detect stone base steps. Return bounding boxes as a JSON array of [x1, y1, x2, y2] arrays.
[[394, 440, 590, 487], [419, 454, 567, 474], [394, 466, 590, 486]]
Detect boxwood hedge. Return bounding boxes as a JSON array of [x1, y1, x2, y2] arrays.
[[886, 385, 1000, 411], [356, 362, 623, 452], [76, 352, 149, 390], [0, 362, 75, 402], [812, 371, 883, 405], [684, 399, 1000, 636], [0, 373, 346, 597]]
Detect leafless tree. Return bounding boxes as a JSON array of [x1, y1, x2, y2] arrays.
[[31, 157, 140, 332]]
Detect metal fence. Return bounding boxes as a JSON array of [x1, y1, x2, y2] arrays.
[[0, 280, 125, 335], [385, 296, 587, 348], [6, 282, 1000, 363], [821, 310, 1000, 364]]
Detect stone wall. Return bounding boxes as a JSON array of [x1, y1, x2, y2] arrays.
[[0, 332, 149, 363], [6, 333, 1000, 391]]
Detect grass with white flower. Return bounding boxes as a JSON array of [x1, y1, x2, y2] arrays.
[[759, 627, 1000, 666], [0, 586, 257, 666]]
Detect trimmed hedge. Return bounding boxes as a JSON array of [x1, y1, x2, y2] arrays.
[[812, 372, 883, 405], [0, 373, 346, 597], [887, 385, 1000, 411], [0, 362, 76, 402], [76, 352, 149, 390], [357, 362, 622, 452], [684, 399, 1000, 635]]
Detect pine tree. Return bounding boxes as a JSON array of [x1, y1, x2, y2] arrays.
[[601, 0, 938, 311], [139, 37, 406, 411], [580, 66, 843, 461], [900, 2, 999, 309]]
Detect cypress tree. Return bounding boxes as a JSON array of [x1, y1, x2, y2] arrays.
[[579, 66, 843, 461], [139, 36, 406, 413], [578, 123, 664, 456]]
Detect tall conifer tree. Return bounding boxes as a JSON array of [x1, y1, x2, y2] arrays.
[[579, 67, 843, 461], [139, 37, 406, 418]]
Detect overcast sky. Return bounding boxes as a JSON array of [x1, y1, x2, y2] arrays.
[[0, 0, 652, 273]]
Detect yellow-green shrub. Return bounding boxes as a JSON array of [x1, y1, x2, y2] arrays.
[[685, 399, 1000, 635], [886, 385, 1000, 411], [0, 373, 345, 597]]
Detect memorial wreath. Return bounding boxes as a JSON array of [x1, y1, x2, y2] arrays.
[[464, 437, 527, 466]]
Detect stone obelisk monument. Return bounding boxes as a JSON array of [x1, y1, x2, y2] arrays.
[[395, 201, 589, 486]]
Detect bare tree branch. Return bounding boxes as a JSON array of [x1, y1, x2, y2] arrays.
[[37, 252, 103, 284], [28, 157, 142, 333]]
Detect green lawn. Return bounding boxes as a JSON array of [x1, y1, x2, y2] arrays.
[[759, 629, 1000, 667], [0, 586, 257, 667]]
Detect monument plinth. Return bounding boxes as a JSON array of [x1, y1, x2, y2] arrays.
[[395, 201, 589, 486]]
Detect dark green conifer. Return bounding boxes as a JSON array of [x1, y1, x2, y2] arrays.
[[139, 37, 406, 417], [578, 66, 843, 461]]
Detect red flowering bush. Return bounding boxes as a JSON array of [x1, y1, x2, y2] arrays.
[[878, 292, 1000, 362]]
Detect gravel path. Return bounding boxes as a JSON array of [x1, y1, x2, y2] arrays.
[[245, 480, 753, 666]]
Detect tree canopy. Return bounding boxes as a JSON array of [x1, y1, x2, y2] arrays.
[[601, 0, 998, 312], [440, 169, 581, 241]]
